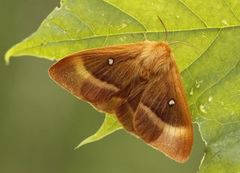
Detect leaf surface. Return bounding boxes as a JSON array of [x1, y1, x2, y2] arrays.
[[5, 0, 240, 172]]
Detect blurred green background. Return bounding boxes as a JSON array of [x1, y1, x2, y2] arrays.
[[0, 0, 205, 172]]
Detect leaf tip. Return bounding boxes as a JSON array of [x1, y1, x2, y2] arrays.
[[74, 115, 122, 151], [4, 48, 13, 65], [74, 140, 89, 150]]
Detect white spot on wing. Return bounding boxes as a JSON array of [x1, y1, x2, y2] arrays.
[[108, 58, 114, 65], [168, 99, 175, 106]]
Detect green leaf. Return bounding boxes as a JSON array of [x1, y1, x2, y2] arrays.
[[5, 0, 240, 172], [75, 114, 122, 149]]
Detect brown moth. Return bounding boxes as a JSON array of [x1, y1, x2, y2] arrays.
[[48, 27, 193, 163]]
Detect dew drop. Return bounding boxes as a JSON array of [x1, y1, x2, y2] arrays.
[[176, 15, 180, 19], [199, 104, 207, 114], [208, 96, 213, 102], [189, 88, 194, 96], [195, 80, 203, 88], [221, 19, 228, 26]]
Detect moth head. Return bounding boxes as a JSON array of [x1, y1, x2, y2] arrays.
[[138, 41, 173, 76], [152, 41, 173, 69], [156, 41, 171, 57]]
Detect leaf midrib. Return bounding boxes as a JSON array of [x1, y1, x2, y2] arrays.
[[7, 25, 240, 57]]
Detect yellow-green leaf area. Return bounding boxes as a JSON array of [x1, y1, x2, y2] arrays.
[[5, 0, 240, 172]]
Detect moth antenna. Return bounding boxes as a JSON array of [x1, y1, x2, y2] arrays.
[[157, 16, 168, 41], [169, 41, 200, 54]]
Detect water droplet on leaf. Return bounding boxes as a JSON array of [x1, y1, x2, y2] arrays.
[[195, 80, 203, 88], [189, 88, 194, 96], [221, 19, 228, 26], [208, 96, 213, 102], [200, 104, 207, 114]]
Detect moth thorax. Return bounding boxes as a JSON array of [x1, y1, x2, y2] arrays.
[[139, 41, 172, 74]]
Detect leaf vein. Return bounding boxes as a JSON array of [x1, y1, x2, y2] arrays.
[[177, 0, 208, 27], [103, 0, 148, 31], [49, 20, 72, 39], [222, 0, 240, 23], [191, 58, 240, 107], [64, 9, 96, 35], [181, 29, 222, 73]]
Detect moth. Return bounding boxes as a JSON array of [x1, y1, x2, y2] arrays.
[[49, 25, 193, 163]]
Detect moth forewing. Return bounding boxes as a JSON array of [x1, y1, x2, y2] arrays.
[[49, 42, 147, 131]]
